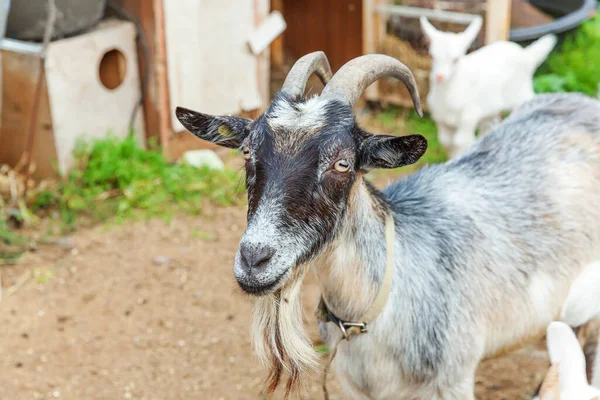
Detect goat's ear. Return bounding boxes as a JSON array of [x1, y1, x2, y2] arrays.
[[359, 134, 427, 172], [460, 16, 482, 50], [175, 107, 252, 149], [546, 322, 589, 393], [420, 16, 439, 42]]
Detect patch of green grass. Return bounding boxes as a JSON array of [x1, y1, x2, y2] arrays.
[[30, 134, 245, 232], [534, 13, 600, 96], [0, 205, 28, 263], [376, 107, 447, 167], [191, 228, 216, 241], [315, 344, 329, 354], [376, 105, 402, 127], [34, 267, 54, 284], [404, 111, 447, 168], [367, 107, 447, 183]]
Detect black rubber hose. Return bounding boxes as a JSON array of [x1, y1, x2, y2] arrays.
[[509, 0, 598, 42]]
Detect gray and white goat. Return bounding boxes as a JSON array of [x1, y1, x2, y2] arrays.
[[175, 52, 600, 399]]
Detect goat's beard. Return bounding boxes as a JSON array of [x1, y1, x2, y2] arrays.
[[251, 265, 318, 398]]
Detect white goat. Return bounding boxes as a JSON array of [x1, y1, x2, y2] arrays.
[[561, 261, 600, 329], [420, 16, 557, 158], [538, 322, 600, 400], [532, 262, 600, 400]]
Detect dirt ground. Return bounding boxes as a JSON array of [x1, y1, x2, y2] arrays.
[[0, 199, 553, 400]]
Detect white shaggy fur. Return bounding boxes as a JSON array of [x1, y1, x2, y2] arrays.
[[268, 95, 328, 132], [561, 262, 600, 328], [539, 322, 600, 400], [251, 271, 318, 375]]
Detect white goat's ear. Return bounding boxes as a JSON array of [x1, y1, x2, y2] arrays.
[[175, 107, 253, 149], [460, 16, 483, 51], [546, 321, 589, 394], [420, 16, 439, 43], [359, 134, 427, 171]]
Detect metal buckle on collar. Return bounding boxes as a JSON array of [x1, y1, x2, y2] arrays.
[[338, 320, 368, 340]]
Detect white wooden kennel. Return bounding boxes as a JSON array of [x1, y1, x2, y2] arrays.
[[0, 19, 145, 179]]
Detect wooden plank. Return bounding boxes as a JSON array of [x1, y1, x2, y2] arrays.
[[248, 11, 286, 56], [0, 50, 58, 179], [270, 0, 285, 69], [254, 0, 271, 109], [163, 0, 262, 133], [282, 0, 362, 74], [154, 0, 171, 153], [363, 0, 385, 101], [485, 0, 512, 44]]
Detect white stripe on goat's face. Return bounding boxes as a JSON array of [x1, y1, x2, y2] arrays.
[[268, 94, 328, 136], [234, 93, 358, 295]]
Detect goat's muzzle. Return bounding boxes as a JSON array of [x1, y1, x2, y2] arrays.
[[234, 244, 291, 296]]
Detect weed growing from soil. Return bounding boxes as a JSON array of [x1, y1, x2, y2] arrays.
[[27, 134, 245, 232]]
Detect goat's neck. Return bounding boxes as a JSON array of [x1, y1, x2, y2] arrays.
[[312, 179, 390, 321]]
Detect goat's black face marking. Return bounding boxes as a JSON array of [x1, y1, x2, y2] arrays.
[[175, 92, 428, 295]]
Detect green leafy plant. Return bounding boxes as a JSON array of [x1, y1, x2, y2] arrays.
[[376, 105, 401, 127], [31, 134, 245, 231], [534, 13, 600, 96], [0, 206, 28, 264], [404, 110, 447, 167]]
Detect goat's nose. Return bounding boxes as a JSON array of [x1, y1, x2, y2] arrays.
[[436, 74, 445, 83], [240, 244, 275, 271]]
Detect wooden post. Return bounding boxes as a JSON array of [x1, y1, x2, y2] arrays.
[[271, 0, 285, 69], [485, 0, 512, 44], [153, 0, 171, 155], [363, 0, 386, 102]]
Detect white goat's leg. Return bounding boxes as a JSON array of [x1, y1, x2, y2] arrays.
[[436, 123, 455, 157], [561, 261, 600, 387], [477, 114, 501, 136], [451, 116, 478, 158], [560, 261, 600, 327]]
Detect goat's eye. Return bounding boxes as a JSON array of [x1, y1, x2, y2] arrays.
[[242, 146, 251, 160], [334, 159, 350, 172]]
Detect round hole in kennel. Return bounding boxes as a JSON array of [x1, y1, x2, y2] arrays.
[[99, 48, 127, 90]]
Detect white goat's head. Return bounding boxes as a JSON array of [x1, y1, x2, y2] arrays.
[[420, 16, 482, 84], [539, 322, 600, 400]]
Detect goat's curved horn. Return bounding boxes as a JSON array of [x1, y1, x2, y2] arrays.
[[322, 54, 423, 116], [281, 51, 333, 99]]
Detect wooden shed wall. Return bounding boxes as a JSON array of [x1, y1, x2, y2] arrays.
[[281, 0, 363, 72]]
